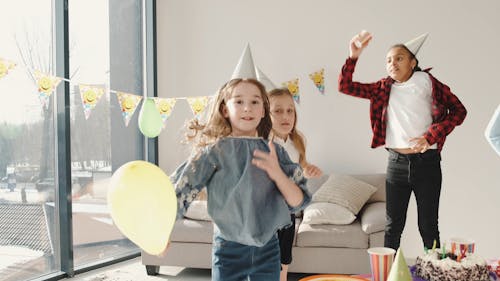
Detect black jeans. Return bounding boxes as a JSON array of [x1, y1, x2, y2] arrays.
[[384, 149, 442, 250], [277, 213, 295, 265]]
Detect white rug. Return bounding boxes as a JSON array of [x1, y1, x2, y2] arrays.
[[73, 258, 210, 281]]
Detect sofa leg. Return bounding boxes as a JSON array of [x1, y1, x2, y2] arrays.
[[145, 265, 160, 276]]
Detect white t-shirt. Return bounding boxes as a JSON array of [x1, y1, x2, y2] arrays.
[[274, 136, 300, 164], [385, 71, 437, 149]]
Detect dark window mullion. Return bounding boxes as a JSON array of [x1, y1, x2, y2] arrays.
[[53, 0, 74, 277], [144, 0, 158, 165]]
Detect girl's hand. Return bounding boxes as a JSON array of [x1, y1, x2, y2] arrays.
[[349, 31, 372, 59], [303, 164, 323, 179], [409, 136, 431, 153], [252, 140, 285, 182], [254, 140, 305, 207]]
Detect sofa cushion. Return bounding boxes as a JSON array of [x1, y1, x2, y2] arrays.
[[170, 219, 213, 243], [360, 202, 386, 234], [312, 173, 377, 214], [369, 231, 385, 248], [351, 174, 386, 203], [296, 220, 368, 248], [185, 200, 212, 221], [302, 202, 356, 225], [306, 174, 329, 194]]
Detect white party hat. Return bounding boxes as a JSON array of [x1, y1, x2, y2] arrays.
[[231, 43, 257, 79], [256, 67, 277, 91], [404, 33, 428, 56], [387, 248, 412, 281]]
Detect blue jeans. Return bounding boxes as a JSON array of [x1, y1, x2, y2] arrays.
[[212, 234, 280, 281], [384, 149, 442, 250]]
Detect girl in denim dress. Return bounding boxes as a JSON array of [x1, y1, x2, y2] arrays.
[[170, 78, 311, 281]]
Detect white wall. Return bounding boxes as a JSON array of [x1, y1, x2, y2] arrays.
[[156, 0, 500, 260]]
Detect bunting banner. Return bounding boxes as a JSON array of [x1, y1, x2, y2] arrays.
[[35, 71, 62, 109], [79, 84, 105, 120], [282, 78, 300, 104], [309, 68, 325, 94], [154, 97, 177, 127], [116, 91, 143, 127], [187, 96, 209, 119], [0, 58, 16, 79], [2, 53, 328, 137]]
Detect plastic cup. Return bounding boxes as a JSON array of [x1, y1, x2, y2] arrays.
[[367, 247, 396, 281]]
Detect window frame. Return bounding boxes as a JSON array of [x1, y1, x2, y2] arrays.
[[39, 0, 158, 279]]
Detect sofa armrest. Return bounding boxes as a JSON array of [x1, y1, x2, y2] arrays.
[[360, 202, 386, 234]]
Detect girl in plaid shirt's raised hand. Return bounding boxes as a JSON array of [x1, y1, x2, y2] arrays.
[[338, 31, 467, 251]]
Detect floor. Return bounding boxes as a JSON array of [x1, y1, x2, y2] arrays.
[[66, 257, 311, 281]]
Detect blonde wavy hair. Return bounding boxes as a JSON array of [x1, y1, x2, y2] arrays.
[[268, 87, 307, 168], [185, 78, 272, 152]]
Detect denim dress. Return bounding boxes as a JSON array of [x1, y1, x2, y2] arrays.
[[172, 136, 311, 246], [172, 137, 311, 281]]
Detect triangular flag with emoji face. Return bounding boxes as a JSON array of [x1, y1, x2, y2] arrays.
[[0, 58, 16, 80], [282, 78, 300, 104], [154, 97, 177, 127], [79, 84, 105, 119], [309, 68, 325, 94], [116, 92, 143, 126], [187, 96, 209, 119], [35, 71, 62, 109], [387, 248, 412, 281]]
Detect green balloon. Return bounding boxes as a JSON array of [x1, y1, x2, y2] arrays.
[[138, 98, 163, 138]]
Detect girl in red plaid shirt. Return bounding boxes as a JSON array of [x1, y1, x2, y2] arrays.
[[338, 31, 467, 251]]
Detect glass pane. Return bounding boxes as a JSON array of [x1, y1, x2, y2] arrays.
[[0, 1, 59, 280], [69, 0, 141, 267]]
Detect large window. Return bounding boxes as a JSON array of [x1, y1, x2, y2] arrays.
[[69, 0, 143, 268], [0, 1, 58, 280], [0, 0, 153, 280]]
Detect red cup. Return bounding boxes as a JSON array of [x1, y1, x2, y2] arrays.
[[367, 247, 395, 281]]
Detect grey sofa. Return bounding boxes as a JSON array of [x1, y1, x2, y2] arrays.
[[142, 173, 386, 275]]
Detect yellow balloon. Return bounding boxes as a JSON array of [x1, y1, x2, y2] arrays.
[[108, 161, 177, 255]]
